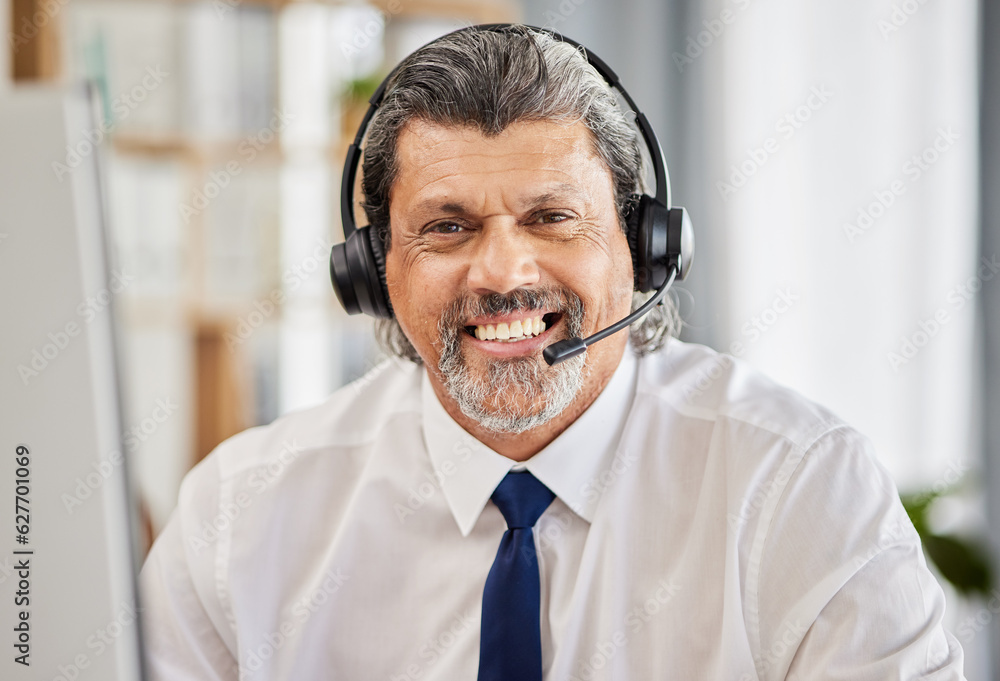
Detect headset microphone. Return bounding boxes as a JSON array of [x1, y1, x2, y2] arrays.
[[543, 263, 680, 366]]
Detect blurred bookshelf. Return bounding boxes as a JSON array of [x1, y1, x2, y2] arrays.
[[11, 0, 519, 543]]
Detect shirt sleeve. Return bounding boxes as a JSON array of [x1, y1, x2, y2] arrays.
[[785, 541, 964, 680], [752, 425, 966, 680], [139, 453, 239, 681]]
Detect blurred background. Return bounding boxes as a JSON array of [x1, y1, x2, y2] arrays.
[[3, 0, 998, 675]]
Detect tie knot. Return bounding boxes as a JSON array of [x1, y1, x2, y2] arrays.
[[491, 471, 555, 530]]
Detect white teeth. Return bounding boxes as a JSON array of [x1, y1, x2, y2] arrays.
[[472, 316, 548, 342]]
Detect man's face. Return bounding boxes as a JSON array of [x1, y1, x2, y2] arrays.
[[384, 118, 634, 433]]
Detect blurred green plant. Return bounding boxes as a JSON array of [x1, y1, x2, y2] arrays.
[[341, 74, 384, 106], [900, 480, 993, 597]]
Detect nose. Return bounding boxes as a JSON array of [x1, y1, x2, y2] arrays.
[[466, 222, 541, 295]]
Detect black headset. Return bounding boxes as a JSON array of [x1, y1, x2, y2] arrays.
[[329, 23, 694, 362]]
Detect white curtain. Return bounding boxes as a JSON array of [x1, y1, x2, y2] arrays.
[[713, 1, 980, 494]]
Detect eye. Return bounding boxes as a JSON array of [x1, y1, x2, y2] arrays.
[[537, 212, 570, 224], [427, 222, 464, 235]]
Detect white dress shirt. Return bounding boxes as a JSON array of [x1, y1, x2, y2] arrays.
[[140, 339, 966, 680]]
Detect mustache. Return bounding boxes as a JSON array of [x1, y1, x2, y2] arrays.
[[438, 287, 582, 329]]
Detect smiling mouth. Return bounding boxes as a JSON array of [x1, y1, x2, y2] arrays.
[[463, 312, 562, 342]]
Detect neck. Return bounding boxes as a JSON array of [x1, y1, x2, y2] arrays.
[[428, 336, 627, 461]]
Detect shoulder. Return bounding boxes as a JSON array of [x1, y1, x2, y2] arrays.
[[632, 340, 903, 519], [630, 340, 893, 545], [635, 346, 917, 579], [177, 357, 424, 501], [634, 339, 848, 452]]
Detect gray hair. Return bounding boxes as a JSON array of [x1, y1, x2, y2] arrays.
[[360, 24, 681, 362]]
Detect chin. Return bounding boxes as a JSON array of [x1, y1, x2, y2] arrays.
[[442, 349, 588, 434]]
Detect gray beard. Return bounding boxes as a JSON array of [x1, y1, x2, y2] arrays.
[[437, 289, 588, 434]]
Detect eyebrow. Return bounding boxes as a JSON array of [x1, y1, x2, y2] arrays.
[[527, 183, 588, 208], [412, 183, 588, 220]]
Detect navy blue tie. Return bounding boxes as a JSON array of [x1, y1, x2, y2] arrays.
[[478, 471, 556, 681]]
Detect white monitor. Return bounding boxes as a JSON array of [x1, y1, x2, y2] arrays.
[[0, 83, 146, 681]]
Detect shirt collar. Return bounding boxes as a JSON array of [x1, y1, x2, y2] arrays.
[[422, 346, 639, 536]]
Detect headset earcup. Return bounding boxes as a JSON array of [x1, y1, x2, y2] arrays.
[[667, 206, 694, 281], [366, 226, 393, 317], [330, 240, 358, 314], [329, 226, 393, 318], [631, 194, 667, 292], [627, 195, 694, 291], [624, 193, 643, 290]]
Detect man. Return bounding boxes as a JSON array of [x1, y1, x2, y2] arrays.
[[140, 24, 966, 680]]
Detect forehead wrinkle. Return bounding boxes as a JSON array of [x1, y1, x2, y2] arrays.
[[399, 128, 593, 175], [406, 122, 597, 178], [412, 172, 592, 206], [392, 120, 614, 223], [411, 179, 592, 222], [522, 181, 588, 205], [408, 151, 585, 185]]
